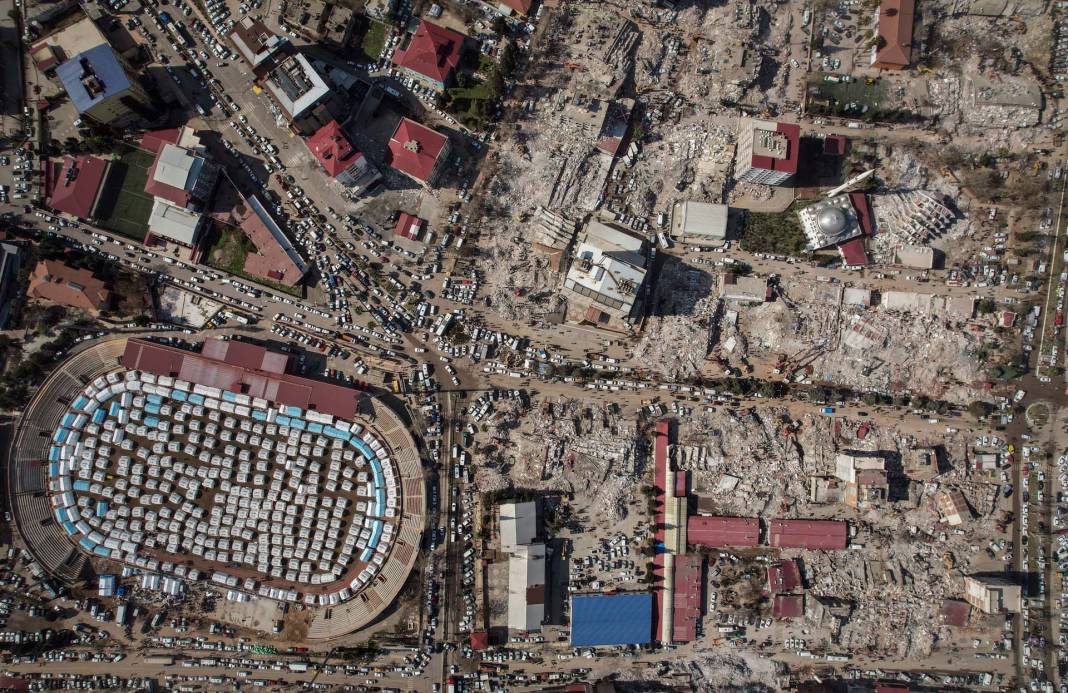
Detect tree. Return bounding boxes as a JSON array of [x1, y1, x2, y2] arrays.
[[967, 400, 994, 420], [491, 15, 508, 36], [861, 391, 880, 406], [977, 298, 996, 315], [759, 381, 785, 398], [498, 42, 517, 77]]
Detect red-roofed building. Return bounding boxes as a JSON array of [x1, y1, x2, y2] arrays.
[[687, 516, 760, 548], [823, 134, 847, 156], [27, 259, 110, 316], [671, 553, 702, 643], [674, 469, 688, 497], [772, 594, 804, 619], [870, 0, 914, 70], [394, 213, 426, 243], [305, 120, 380, 193], [469, 631, 490, 650], [837, 237, 869, 267], [849, 191, 874, 235], [735, 118, 800, 186], [496, 0, 533, 14], [767, 559, 802, 593], [0, 675, 27, 691], [874, 686, 910, 693], [767, 519, 848, 550], [939, 598, 971, 627], [386, 118, 450, 187], [48, 155, 109, 219], [140, 128, 182, 156], [233, 195, 308, 286], [29, 41, 62, 73], [392, 20, 465, 91]]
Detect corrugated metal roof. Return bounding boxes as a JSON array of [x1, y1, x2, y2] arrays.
[[772, 594, 804, 619], [767, 519, 848, 550], [671, 554, 702, 643], [571, 593, 653, 647], [767, 559, 801, 593], [148, 199, 202, 246], [507, 543, 545, 631], [499, 501, 537, 553], [687, 516, 760, 548]]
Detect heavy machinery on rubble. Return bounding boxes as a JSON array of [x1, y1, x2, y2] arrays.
[[774, 341, 828, 381]]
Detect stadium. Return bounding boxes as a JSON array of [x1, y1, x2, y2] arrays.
[[9, 337, 426, 639]]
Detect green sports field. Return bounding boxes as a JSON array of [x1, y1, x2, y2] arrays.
[[93, 146, 155, 241]]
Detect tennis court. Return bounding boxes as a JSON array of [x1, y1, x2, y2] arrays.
[[93, 146, 155, 241]]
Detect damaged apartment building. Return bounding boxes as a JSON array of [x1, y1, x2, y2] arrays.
[[279, 0, 356, 50], [562, 220, 652, 331]]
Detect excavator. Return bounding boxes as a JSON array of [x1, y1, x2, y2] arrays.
[[774, 342, 827, 381]]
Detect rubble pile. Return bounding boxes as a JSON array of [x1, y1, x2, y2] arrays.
[[872, 190, 956, 247], [632, 265, 717, 381], [723, 277, 984, 403], [677, 651, 781, 692], [479, 232, 566, 325], [680, 407, 822, 517], [497, 398, 642, 519], [727, 180, 774, 205]]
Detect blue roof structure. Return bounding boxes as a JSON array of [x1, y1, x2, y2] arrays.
[[55, 44, 132, 114], [570, 593, 653, 647]]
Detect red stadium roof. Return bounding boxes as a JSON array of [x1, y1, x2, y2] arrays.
[[767, 519, 848, 550], [386, 118, 447, 184], [48, 155, 108, 218], [121, 338, 365, 420], [202, 338, 289, 373], [671, 553, 702, 643], [305, 120, 364, 178], [391, 20, 464, 84], [687, 516, 760, 548], [767, 559, 801, 593], [772, 594, 804, 619]]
